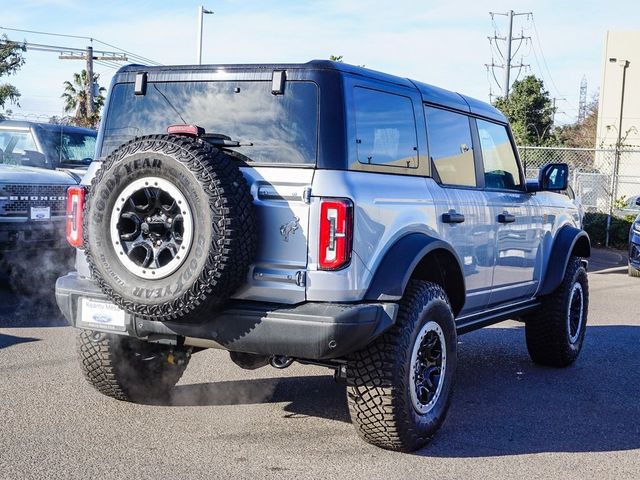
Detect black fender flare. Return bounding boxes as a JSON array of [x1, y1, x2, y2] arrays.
[[538, 225, 591, 296], [364, 233, 465, 312]]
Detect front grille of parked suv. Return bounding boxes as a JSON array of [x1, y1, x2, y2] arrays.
[[0, 185, 68, 217]]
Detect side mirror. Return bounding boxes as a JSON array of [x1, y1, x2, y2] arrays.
[[539, 163, 568, 191]]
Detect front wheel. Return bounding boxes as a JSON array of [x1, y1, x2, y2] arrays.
[[346, 280, 457, 452], [628, 263, 640, 278], [525, 256, 589, 367], [77, 330, 190, 403]]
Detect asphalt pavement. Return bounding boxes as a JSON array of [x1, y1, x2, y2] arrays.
[[1, 249, 638, 479]]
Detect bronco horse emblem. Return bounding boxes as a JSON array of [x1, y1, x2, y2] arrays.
[[280, 216, 300, 242]]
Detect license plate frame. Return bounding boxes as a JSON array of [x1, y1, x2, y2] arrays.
[[79, 298, 127, 332]]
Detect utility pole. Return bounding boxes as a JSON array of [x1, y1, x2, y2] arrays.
[[58, 44, 127, 116], [606, 57, 631, 247], [503, 10, 514, 100], [86, 46, 94, 115], [197, 6, 214, 65], [486, 10, 531, 99]]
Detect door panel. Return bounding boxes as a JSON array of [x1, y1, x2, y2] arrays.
[[487, 191, 539, 304], [430, 182, 496, 315]]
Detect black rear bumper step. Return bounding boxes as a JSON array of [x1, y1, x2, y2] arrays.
[[55, 272, 398, 360]]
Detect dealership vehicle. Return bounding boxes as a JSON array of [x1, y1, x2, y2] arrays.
[[628, 198, 640, 277], [0, 120, 96, 173], [0, 164, 78, 290], [56, 61, 590, 452]]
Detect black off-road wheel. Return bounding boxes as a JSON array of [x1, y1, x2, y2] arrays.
[[77, 330, 190, 403], [525, 256, 589, 367], [346, 280, 457, 452], [84, 134, 256, 322]]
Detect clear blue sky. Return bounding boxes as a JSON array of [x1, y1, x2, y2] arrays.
[[2, 0, 639, 125]]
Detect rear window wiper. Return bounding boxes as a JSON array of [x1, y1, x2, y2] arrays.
[[202, 133, 253, 147]]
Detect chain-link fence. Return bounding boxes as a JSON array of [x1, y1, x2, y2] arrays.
[[517, 146, 640, 216]]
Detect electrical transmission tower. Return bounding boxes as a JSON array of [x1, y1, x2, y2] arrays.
[[486, 10, 532, 101], [577, 75, 588, 122]]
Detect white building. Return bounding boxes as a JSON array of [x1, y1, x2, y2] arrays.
[[596, 31, 640, 200]]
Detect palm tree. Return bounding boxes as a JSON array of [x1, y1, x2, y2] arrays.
[[61, 69, 106, 128]]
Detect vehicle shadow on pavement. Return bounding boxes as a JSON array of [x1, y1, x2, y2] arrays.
[[170, 325, 640, 457], [168, 375, 350, 423], [422, 325, 640, 457], [0, 333, 39, 349]]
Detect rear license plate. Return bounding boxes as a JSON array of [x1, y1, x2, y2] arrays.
[[80, 298, 127, 332], [30, 206, 50, 221]]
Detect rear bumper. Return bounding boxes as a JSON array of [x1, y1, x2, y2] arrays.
[[55, 272, 398, 360]]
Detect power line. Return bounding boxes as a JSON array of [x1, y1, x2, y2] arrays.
[[0, 25, 161, 65]]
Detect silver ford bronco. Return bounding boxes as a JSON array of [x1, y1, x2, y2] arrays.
[[55, 61, 590, 452]]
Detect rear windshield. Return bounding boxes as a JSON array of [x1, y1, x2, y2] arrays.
[[39, 127, 97, 168], [102, 80, 319, 165]]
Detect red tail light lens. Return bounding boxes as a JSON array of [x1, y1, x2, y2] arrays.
[[319, 198, 353, 270], [66, 186, 86, 248]]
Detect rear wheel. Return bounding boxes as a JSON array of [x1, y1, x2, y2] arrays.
[[77, 330, 190, 403], [346, 280, 457, 452], [525, 256, 589, 367]]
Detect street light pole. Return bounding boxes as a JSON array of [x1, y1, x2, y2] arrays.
[[197, 5, 213, 65], [605, 57, 630, 247]]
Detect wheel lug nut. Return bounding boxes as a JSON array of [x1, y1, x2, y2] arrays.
[[146, 217, 152, 222], [156, 240, 162, 246]]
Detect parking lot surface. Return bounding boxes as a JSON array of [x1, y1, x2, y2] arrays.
[[1, 250, 638, 479]]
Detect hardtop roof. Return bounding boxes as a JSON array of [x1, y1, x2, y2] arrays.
[[114, 60, 506, 123]]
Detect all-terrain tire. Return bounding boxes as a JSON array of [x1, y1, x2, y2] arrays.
[[628, 263, 640, 278], [525, 256, 589, 367], [346, 280, 457, 452], [83, 134, 256, 322], [77, 330, 190, 403]]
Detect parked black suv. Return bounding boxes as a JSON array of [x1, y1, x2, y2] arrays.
[[0, 121, 95, 291]]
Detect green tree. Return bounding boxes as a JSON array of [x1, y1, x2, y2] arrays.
[[61, 69, 106, 129], [0, 35, 26, 115], [554, 97, 599, 148], [493, 75, 555, 146], [329, 55, 344, 62]]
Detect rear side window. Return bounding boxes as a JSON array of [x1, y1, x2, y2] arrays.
[[354, 87, 418, 169], [425, 107, 476, 187], [477, 119, 522, 190]]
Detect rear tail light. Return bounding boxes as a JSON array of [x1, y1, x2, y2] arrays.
[[66, 186, 86, 248], [319, 198, 353, 270]]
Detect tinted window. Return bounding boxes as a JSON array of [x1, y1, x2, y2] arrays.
[[425, 107, 476, 187], [354, 87, 418, 168], [39, 128, 96, 167], [103, 81, 318, 164], [477, 119, 521, 189], [0, 130, 38, 165]]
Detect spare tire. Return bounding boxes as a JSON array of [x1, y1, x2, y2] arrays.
[[84, 134, 256, 322]]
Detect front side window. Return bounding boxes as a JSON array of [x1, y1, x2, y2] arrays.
[[354, 87, 418, 169], [425, 107, 476, 187], [477, 119, 522, 190], [0, 130, 39, 165]]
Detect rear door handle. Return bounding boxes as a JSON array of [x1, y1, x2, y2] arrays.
[[498, 213, 516, 224], [442, 212, 465, 224]]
